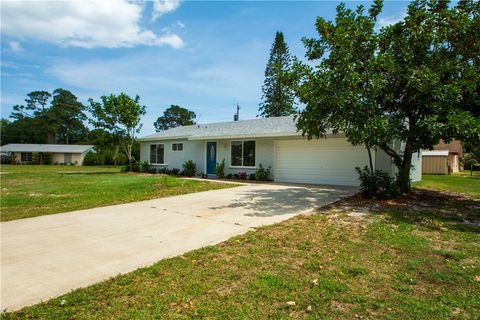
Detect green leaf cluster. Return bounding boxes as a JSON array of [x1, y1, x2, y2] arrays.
[[259, 31, 296, 117], [154, 105, 196, 132]]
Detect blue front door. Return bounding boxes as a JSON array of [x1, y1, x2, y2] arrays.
[[206, 142, 217, 175]]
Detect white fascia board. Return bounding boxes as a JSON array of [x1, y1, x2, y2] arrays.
[[138, 136, 191, 142], [187, 132, 302, 141]]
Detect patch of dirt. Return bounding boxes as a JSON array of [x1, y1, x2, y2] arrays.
[[316, 190, 480, 226]]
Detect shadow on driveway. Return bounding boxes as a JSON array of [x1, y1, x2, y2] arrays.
[[209, 184, 357, 218]]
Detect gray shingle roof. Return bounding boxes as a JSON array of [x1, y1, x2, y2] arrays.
[[0, 144, 94, 153], [139, 116, 301, 141]]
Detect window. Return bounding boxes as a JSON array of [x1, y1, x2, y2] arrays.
[[230, 140, 256, 167], [150, 144, 164, 164], [172, 143, 183, 151], [21, 152, 32, 162], [64, 153, 72, 164]]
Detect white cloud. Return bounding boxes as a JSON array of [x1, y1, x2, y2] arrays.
[[1, 1, 183, 49], [155, 33, 184, 49], [378, 12, 407, 28], [9, 41, 23, 52], [177, 21, 186, 28], [152, 0, 181, 21]]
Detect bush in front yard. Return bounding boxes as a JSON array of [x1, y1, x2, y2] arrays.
[[83, 151, 99, 166], [182, 160, 197, 177], [0, 153, 16, 164], [356, 166, 399, 199], [139, 161, 150, 173], [215, 159, 225, 178], [255, 163, 272, 181], [121, 160, 141, 173]]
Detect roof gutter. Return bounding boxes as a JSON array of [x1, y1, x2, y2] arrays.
[[138, 136, 191, 142], [187, 132, 302, 140]]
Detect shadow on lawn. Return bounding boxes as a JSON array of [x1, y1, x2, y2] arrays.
[[60, 171, 118, 175], [331, 190, 480, 234], [209, 184, 357, 217]]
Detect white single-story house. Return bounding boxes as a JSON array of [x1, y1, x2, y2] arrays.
[[139, 116, 421, 186], [0, 144, 94, 165]]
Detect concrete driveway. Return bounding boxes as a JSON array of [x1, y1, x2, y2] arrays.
[[1, 182, 356, 311]]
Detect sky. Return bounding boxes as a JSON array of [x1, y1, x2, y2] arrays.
[[1, 0, 409, 135]]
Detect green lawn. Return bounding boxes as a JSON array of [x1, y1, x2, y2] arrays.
[[0, 165, 233, 221], [3, 174, 479, 319], [414, 172, 480, 198]]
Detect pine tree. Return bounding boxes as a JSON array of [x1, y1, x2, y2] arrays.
[[258, 31, 295, 117]]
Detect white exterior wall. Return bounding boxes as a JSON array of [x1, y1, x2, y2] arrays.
[[374, 149, 395, 173], [410, 151, 422, 182], [141, 138, 275, 177], [375, 142, 422, 182], [139, 136, 421, 184], [140, 139, 204, 172], [14, 152, 84, 165], [215, 138, 275, 177]]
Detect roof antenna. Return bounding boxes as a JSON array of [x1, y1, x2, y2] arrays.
[[234, 103, 240, 121]]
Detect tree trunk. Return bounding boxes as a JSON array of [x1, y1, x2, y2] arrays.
[[397, 141, 413, 194], [379, 141, 413, 194], [366, 143, 374, 175], [126, 144, 132, 172], [47, 132, 55, 144]]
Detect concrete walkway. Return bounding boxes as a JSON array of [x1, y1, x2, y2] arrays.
[[1, 183, 356, 311]]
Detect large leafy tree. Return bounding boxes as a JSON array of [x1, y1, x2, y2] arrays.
[[258, 31, 296, 117], [7, 89, 88, 144], [291, 0, 479, 193], [11, 91, 51, 120], [1, 117, 48, 145], [49, 89, 88, 144], [154, 105, 196, 132], [89, 93, 146, 171]]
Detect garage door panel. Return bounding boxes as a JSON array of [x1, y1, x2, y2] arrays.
[[275, 139, 369, 186]]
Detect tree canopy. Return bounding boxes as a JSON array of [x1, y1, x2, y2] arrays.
[[89, 93, 146, 171], [50, 89, 88, 144], [4, 89, 87, 145], [154, 105, 196, 132], [291, 0, 480, 192], [258, 31, 296, 118]]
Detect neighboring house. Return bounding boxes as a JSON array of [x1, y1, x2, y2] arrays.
[[139, 116, 422, 186], [0, 144, 94, 166], [422, 140, 463, 175]]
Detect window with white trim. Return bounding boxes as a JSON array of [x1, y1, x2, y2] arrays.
[[172, 143, 183, 151], [231, 140, 255, 167], [21, 152, 32, 162], [150, 144, 164, 164]]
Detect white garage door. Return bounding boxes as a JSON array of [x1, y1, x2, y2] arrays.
[[275, 138, 370, 186]]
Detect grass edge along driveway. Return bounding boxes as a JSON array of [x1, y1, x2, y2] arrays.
[[0, 165, 235, 221]]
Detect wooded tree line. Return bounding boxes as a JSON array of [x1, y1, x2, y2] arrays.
[[1, 89, 199, 169], [1, 90, 146, 168]]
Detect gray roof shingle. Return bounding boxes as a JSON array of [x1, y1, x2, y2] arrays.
[[139, 116, 301, 141], [0, 144, 94, 153]]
